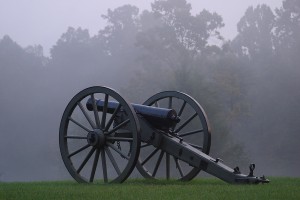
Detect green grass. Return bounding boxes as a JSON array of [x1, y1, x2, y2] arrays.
[[1, 178, 299, 200]]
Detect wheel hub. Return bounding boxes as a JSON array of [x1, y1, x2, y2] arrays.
[[87, 129, 105, 147]]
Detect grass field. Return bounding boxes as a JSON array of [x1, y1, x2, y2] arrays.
[[1, 178, 299, 200]]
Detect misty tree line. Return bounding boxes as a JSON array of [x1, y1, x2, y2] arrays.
[[0, 0, 299, 181]]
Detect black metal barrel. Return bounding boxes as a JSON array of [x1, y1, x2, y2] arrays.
[[86, 98, 180, 130]]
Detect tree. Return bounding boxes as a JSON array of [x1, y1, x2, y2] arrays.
[[123, 0, 248, 165], [0, 35, 45, 91], [0, 35, 58, 181], [227, 1, 300, 175], [151, 0, 224, 53], [274, 0, 300, 62], [98, 5, 140, 56], [272, 0, 300, 171], [50, 27, 93, 65], [133, 0, 225, 88], [232, 5, 275, 62], [93, 5, 143, 87]]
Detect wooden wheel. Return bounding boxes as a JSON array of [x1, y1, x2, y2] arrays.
[[136, 91, 211, 181], [59, 86, 140, 183]]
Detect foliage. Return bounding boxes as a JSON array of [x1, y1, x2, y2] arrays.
[[233, 5, 275, 63]]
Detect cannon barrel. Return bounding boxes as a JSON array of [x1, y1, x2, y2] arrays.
[[86, 98, 180, 130]]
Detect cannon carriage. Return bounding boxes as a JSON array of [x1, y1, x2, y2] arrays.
[[59, 86, 269, 184]]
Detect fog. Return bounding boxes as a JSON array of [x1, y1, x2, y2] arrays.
[[1, 0, 299, 182], [0, 0, 282, 56]]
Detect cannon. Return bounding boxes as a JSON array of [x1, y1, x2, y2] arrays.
[[59, 86, 269, 184]]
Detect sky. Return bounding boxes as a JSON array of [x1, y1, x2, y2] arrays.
[[0, 0, 283, 56]]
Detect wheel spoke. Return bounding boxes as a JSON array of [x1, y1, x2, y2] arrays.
[[91, 94, 101, 128], [179, 129, 204, 137], [68, 144, 90, 158], [168, 97, 172, 109], [107, 143, 129, 160], [69, 117, 91, 132], [101, 94, 109, 129], [78, 102, 96, 129], [141, 143, 151, 148], [175, 112, 197, 133], [166, 153, 170, 180], [173, 157, 184, 177], [65, 136, 87, 139], [178, 101, 186, 117], [106, 137, 133, 142], [90, 148, 100, 182], [105, 147, 121, 175], [101, 149, 108, 183], [152, 150, 164, 177], [141, 148, 159, 166], [168, 97, 174, 132], [77, 147, 96, 174], [107, 119, 130, 135], [104, 104, 121, 131]]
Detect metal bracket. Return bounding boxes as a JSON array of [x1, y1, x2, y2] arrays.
[[248, 164, 255, 177]]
